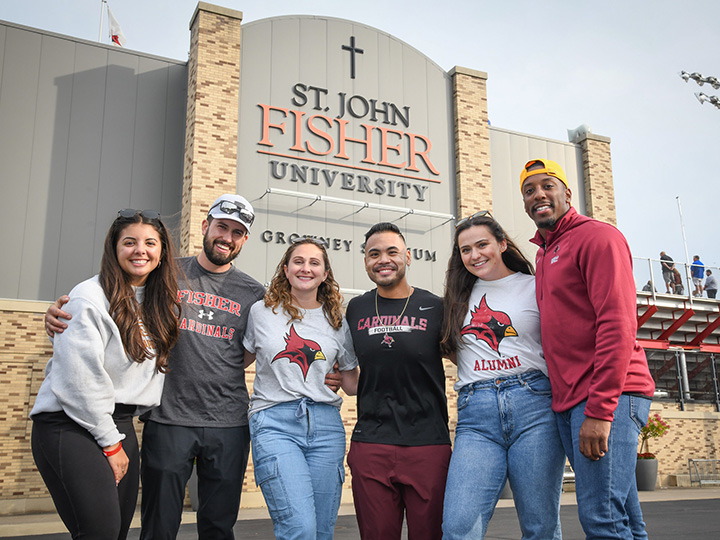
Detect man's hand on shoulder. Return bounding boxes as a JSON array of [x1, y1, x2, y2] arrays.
[[578, 417, 612, 460], [45, 295, 71, 338]]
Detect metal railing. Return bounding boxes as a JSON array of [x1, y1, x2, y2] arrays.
[[688, 459, 720, 486], [645, 349, 720, 411], [633, 257, 719, 302]]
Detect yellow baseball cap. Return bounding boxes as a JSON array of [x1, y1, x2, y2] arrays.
[[520, 159, 568, 189]]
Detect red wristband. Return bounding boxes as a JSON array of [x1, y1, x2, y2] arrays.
[[103, 442, 123, 457]]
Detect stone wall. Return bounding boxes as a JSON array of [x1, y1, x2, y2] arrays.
[[450, 66, 492, 218], [2, 298, 716, 512], [578, 133, 617, 226], [180, 2, 244, 257], [645, 401, 720, 488], [0, 300, 459, 513], [0, 301, 50, 514]]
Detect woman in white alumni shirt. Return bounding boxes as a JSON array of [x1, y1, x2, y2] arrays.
[[31, 209, 180, 540], [440, 212, 565, 540]]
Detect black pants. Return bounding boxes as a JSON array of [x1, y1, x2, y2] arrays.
[[139, 421, 251, 540], [31, 408, 139, 540], [708, 289, 717, 299]]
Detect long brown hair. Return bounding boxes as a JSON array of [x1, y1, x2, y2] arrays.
[[265, 238, 344, 330], [441, 214, 534, 355], [99, 211, 180, 372]]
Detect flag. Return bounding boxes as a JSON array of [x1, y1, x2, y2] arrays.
[[107, 4, 126, 47]]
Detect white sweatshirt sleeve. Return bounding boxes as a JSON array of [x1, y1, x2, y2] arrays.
[[47, 295, 125, 447]]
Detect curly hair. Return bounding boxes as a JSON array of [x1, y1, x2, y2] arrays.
[[99, 211, 180, 372], [440, 214, 534, 356], [264, 238, 344, 330]]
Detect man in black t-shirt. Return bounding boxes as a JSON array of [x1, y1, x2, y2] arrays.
[[660, 251, 674, 293], [345, 222, 450, 540]]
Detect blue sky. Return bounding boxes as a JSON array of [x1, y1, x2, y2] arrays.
[[3, 0, 719, 268]]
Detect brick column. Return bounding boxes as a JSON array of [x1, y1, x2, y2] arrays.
[[577, 133, 616, 226], [450, 66, 492, 219], [180, 2, 243, 256]]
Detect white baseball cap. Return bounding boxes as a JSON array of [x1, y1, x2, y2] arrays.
[[207, 194, 255, 232]]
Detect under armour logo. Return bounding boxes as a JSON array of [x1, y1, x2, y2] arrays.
[[198, 309, 214, 320]]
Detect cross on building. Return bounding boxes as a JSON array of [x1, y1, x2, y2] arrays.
[[342, 36, 364, 79]]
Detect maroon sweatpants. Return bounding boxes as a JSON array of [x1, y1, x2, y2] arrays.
[[347, 441, 451, 540]]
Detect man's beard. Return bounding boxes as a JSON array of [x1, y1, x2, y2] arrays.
[[536, 216, 558, 230], [370, 264, 406, 287], [203, 236, 240, 266]]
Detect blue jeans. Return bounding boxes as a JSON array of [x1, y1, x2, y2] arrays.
[[249, 399, 346, 540], [443, 371, 564, 540], [556, 395, 651, 540]]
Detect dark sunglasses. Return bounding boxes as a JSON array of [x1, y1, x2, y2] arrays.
[[455, 210, 493, 229], [117, 209, 161, 220], [210, 200, 255, 227]]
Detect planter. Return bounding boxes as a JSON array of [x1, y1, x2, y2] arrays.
[[636, 458, 658, 491]]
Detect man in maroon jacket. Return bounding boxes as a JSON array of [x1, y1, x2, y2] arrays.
[[521, 159, 655, 539]]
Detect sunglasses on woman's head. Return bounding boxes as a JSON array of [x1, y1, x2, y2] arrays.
[[291, 236, 327, 248], [455, 210, 493, 229], [117, 209, 161, 220]]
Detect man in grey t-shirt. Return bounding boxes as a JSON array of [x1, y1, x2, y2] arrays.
[[46, 194, 264, 540], [705, 269, 718, 299]]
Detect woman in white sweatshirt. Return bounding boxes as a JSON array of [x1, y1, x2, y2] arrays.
[[31, 209, 180, 540]]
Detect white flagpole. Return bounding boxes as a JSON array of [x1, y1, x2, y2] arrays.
[[98, 0, 106, 43], [676, 196, 692, 296]]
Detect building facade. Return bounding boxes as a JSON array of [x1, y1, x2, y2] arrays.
[[0, 2, 716, 514]]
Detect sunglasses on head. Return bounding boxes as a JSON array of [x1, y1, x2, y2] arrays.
[[291, 236, 327, 248], [117, 209, 160, 220], [455, 210, 493, 229], [210, 200, 255, 227]]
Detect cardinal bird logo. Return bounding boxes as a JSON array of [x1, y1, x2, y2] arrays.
[[461, 295, 518, 352], [272, 325, 326, 380]]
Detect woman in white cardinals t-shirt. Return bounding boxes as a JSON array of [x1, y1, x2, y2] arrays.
[[243, 238, 359, 540]]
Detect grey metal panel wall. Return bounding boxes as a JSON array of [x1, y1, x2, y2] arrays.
[[160, 63, 187, 231], [0, 26, 7, 94], [489, 127, 584, 262], [0, 26, 45, 300], [60, 43, 110, 296], [0, 24, 5, 97], [0, 21, 187, 301]]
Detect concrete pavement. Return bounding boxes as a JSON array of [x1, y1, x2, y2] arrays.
[[1, 487, 718, 539]]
